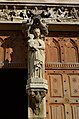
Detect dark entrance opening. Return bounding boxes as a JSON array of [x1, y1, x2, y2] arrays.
[[0, 69, 27, 119]]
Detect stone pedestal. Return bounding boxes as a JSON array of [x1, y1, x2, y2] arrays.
[[26, 78, 48, 119], [26, 78, 48, 90]]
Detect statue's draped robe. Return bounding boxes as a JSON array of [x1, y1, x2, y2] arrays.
[[28, 38, 45, 78]]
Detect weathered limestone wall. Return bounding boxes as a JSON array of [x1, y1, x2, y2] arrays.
[[0, 0, 79, 3]]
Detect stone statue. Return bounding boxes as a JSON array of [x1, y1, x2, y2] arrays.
[[70, 7, 79, 19], [23, 12, 48, 118], [56, 7, 69, 20], [28, 28, 45, 79]]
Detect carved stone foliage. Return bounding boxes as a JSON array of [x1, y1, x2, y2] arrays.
[[28, 89, 47, 115], [0, 31, 27, 68], [0, 4, 79, 23]]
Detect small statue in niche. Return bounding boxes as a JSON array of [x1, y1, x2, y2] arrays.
[[28, 28, 45, 79]]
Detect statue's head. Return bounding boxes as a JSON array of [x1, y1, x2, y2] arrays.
[[33, 28, 41, 38]]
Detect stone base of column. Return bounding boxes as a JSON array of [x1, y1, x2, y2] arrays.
[[26, 78, 48, 119]]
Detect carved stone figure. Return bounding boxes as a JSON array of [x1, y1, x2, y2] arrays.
[[56, 7, 69, 21], [70, 7, 79, 19], [28, 28, 45, 79], [24, 11, 48, 118], [29, 90, 47, 115], [44, 7, 56, 19]]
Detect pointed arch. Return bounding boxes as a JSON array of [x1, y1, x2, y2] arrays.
[[64, 39, 78, 62], [45, 37, 61, 62]]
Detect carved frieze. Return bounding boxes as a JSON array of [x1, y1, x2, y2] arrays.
[[0, 4, 79, 23]]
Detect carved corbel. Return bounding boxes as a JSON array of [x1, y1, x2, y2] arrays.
[[28, 89, 48, 115]]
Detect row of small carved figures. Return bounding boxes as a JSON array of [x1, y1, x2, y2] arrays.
[[0, 6, 79, 21]]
